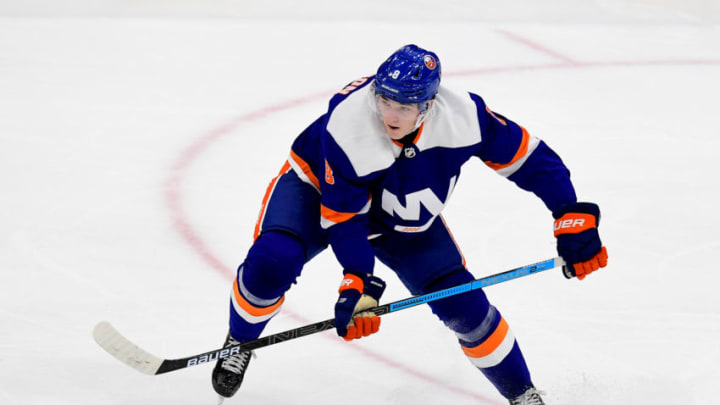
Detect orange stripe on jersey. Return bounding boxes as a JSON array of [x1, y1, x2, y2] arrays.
[[289, 150, 320, 190], [486, 106, 507, 126], [440, 215, 466, 267], [461, 317, 509, 358], [391, 123, 425, 148], [233, 278, 285, 317], [321, 204, 358, 224], [253, 161, 291, 241], [413, 122, 425, 144], [483, 127, 530, 171]]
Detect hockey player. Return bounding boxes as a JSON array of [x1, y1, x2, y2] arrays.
[[212, 44, 608, 405]]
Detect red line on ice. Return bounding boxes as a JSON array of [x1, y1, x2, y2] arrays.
[[495, 29, 580, 65]]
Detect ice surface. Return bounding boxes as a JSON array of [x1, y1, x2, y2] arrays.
[[1, 1, 719, 404]]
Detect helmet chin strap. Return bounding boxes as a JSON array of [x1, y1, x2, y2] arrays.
[[413, 100, 434, 130], [412, 114, 426, 131]]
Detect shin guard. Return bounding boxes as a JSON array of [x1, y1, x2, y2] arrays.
[[229, 231, 305, 341]]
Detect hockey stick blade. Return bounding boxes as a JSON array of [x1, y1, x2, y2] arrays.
[[94, 256, 563, 375], [93, 321, 164, 375]]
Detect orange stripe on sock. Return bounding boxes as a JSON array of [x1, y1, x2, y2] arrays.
[[232, 278, 285, 317], [461, 317, 509, 358]]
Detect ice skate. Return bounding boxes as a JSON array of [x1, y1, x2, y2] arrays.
[[211, 332, 253, 400], [509, 386, 545, 405]]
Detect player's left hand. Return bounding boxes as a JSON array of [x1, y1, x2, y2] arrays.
[[553, 202, 608, 280], [334, 270, 386, 341]]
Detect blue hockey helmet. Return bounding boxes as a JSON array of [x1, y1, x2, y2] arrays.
[[373, 44, 441, 105]]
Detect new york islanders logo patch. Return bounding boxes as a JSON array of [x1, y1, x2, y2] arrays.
[[424, 55, 437, 70]]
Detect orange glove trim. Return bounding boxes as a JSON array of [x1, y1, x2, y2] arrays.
[[338, 274, 364, 294], [553, 213, 597, 237], [343, 316, 381, 341], [573, 246, 608, 280]]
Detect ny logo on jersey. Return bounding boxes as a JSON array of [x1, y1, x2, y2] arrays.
[[381, 176, 456, 232]]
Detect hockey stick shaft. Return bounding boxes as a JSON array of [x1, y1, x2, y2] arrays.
[[94, 256, 563, 375]]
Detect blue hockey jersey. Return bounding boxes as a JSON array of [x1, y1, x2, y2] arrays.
[[288, 76, 576, 274]]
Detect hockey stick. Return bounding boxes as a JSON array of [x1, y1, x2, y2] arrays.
[[93, 256, 563, 375]]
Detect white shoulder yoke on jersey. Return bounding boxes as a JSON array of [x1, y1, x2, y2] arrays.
[[326, 83, 487, 178], [326, 84, 397, 177], [415, 85, 482, 152]]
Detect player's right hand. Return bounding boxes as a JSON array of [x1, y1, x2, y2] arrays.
[[334, 270, 386, 341]]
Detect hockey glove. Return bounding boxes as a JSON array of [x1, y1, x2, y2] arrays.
[[553, 202, 609, 280], [334, 270, 386, 341]]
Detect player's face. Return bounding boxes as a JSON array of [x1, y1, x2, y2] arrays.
[[376, 96, 421, 140]]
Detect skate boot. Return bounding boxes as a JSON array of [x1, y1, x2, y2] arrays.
[[211, 332, 253, 399], [509, 386, 546, 405]]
